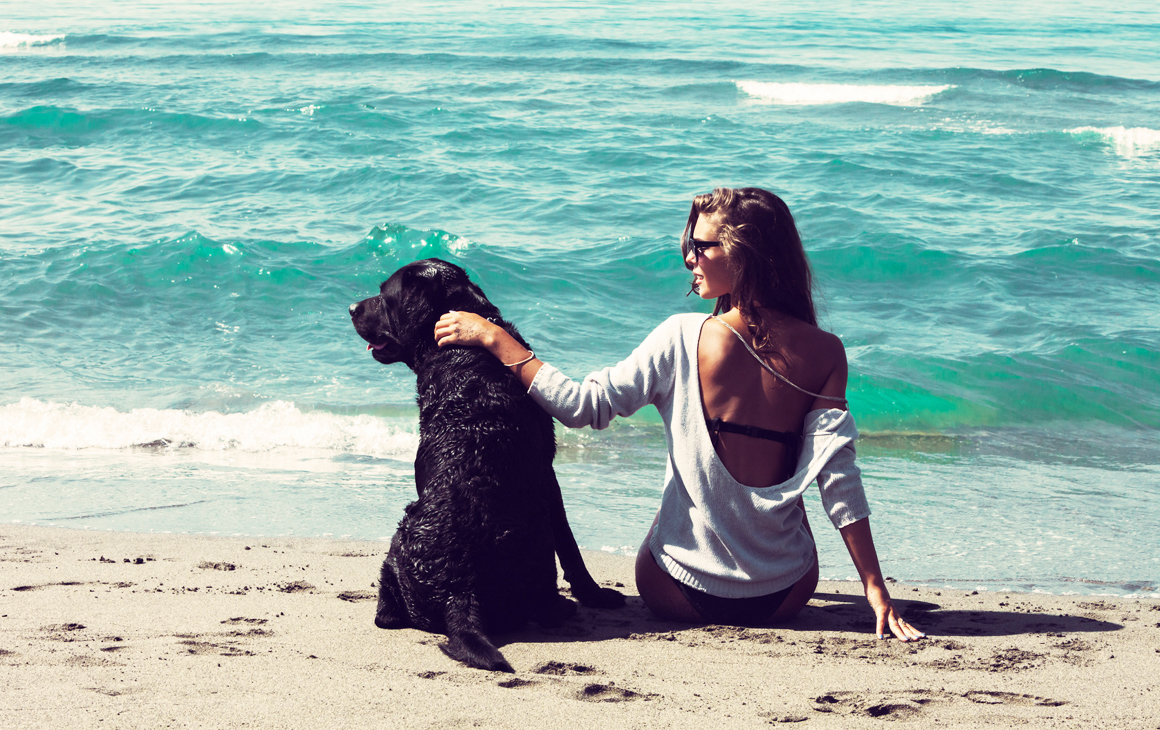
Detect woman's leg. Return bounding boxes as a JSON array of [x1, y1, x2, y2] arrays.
[[768, 500, 819, 622], [636, 508, 819, 624], [634, 520, 702, 622], [768, 553, 819, 622]]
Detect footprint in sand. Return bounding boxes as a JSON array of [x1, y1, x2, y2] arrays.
[[177, 639, 255, 657], [276, 580, 315, 594], [573, 682, 652, 702], [495, 663, 651, 703], [981, 647, 1045, 672], [198, 561, 236, 571], [42, 623, 87, 642], [413, 660, 651, 703], [813, 688, 1064, 718], [815, 691, 937, 720], [964, 690, 1065, 706], [497, 677, 538, 689], [533, 660, 599, 676]]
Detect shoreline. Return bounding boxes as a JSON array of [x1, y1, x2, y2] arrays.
[[9, 520, 1157, 601], [2, 524, 1158, 728]]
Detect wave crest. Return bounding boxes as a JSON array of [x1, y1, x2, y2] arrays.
[[1069, 126, 1160, 158], [0, 32, 65, 50], [0, 398, 418, 457], [736, 81, 952, 106]]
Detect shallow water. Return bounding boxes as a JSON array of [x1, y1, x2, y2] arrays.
[[3, 1, 1158, 596]]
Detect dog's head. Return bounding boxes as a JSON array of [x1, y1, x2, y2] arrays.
[[350, 258, 500, 370]]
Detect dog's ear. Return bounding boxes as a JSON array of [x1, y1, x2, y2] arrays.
[[415, 259, 498, 318], [446, 276, 496, 316], [393, 260, 449, 314], [397, 258, 502, 335]]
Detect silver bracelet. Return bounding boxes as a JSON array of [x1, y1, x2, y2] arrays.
[[502, 350, 535, 367]]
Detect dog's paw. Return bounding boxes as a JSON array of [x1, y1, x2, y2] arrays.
[[573, 585, 627, 609], [373, 611, 412, 629], [535, 595, 579, 628]]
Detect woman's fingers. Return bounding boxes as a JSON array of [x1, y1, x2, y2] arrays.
[[887, 613, 906, 641], [433, 311, 460, 346], [434, 311, 491, 348], [871, 597, 926, 641], [885, 610, 925, 641], [896, 616, 926, 641]]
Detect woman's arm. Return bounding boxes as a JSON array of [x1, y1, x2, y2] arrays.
[[434, 310, 674, 429], [839, 517, 925, 641], [434, 311, 543, 388], [809, 337, 922, 640]]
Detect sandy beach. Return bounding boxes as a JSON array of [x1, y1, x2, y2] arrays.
[[1, 524, 1156, 729]]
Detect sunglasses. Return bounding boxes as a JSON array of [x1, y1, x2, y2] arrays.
[[683, 226, 721, 270]]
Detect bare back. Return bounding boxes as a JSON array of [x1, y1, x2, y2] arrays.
[[697, 309, 848, 488]]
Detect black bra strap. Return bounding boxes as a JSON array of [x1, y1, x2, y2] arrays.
[[706, 417, 800, 450]]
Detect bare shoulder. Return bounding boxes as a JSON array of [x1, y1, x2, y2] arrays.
[[697, 316, 741, 376], [703, 313, 844, 363], [807, 325, 847, 369], [699, 315, 736, 350], [778, 315, 843, 360], [796, 323, 848, 408]]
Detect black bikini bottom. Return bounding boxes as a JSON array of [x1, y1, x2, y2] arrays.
[[676, 581, 794, 626]]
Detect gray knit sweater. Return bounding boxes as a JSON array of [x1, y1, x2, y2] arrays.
[[529, 313, 871, 598]]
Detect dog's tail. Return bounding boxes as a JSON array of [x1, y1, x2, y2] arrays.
[[440, 593, 513, 673]]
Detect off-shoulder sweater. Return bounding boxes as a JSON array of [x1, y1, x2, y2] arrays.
[[528, 313, 871, 598]]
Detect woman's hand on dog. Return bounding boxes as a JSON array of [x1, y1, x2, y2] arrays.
[[435, 311, 543, 384], [434, 311, 498, 349]]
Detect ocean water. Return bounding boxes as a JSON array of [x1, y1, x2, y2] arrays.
[[3, 1, 1158, 597]]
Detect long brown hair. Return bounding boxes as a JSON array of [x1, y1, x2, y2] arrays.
[[681, 187, 817, 351]]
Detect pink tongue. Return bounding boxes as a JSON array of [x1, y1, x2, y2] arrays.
[[367, 343, 387, 351]]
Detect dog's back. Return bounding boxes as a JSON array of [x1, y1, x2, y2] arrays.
[[352, 259, 623, 672], [404, 345, 562, 629]]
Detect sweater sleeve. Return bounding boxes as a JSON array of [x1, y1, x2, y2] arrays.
[[527, 316, 680, 429], [816, 439, 872, 529], [801, 409, 872, 530]]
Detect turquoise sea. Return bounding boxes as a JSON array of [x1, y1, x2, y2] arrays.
[[3, 1, 1158, 596]]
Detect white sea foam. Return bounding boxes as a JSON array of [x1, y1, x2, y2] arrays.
[[0, 398, 418, 458], [737, 81, 952, 106], [0, 32, 65, 50], [1069, 126, 1160, 158]]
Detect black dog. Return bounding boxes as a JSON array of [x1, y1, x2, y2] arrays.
[[350, 258, 624, 672]]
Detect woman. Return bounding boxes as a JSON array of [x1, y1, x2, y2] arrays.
[[434, 187, 924, 641]]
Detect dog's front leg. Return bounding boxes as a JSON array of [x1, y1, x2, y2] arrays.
[[545, 470, 626, 609], [374, 538, 412, 629]]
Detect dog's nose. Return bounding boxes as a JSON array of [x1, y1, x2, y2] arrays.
[[349, 302, 359, 317]]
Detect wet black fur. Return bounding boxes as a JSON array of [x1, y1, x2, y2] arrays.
[[350, 258, 624, 672]]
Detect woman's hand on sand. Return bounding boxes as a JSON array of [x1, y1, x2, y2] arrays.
[[867, 584, 925, 641], [434, 311, 498, 349]]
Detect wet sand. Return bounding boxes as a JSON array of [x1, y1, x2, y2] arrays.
[[1, 524, 1157, 728]]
